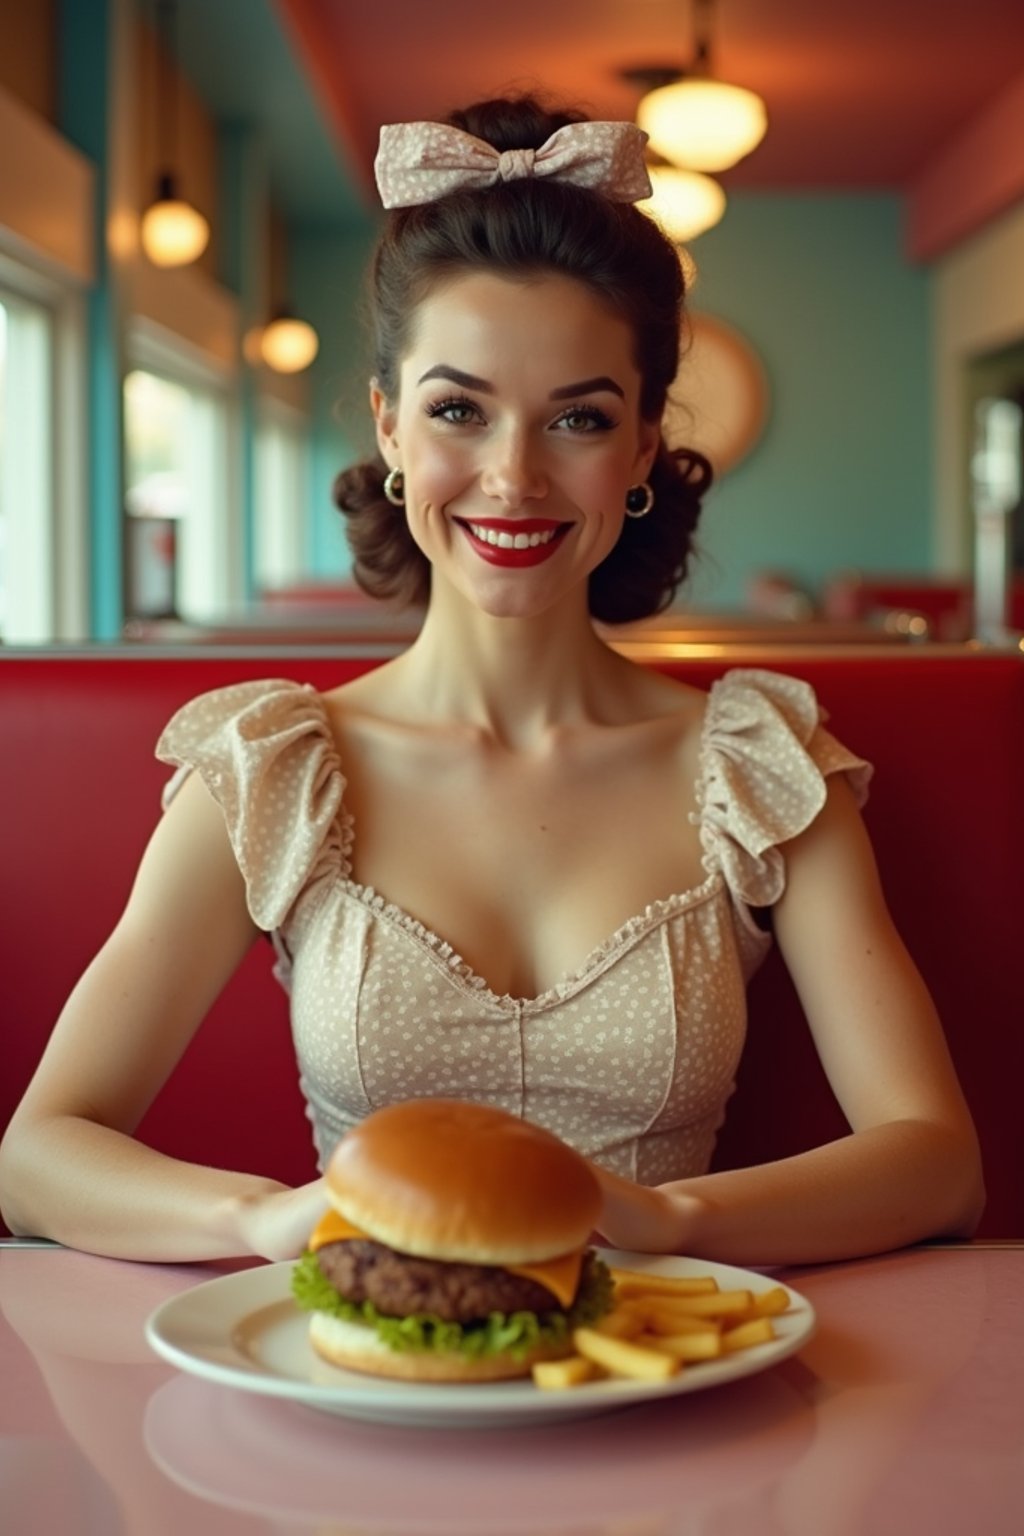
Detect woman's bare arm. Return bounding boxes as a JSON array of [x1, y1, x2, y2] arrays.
[[592, 778, 985, 1264], [0, 772, 327, 1261]]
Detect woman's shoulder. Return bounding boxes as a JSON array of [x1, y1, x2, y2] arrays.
[[156, 675, 338, 790], [158, 675, 324, 736], [156, 676, 348, 931], [613, 659, 815, 741], [694, 666, 873, 908], [703, 667, 870, 792], [611, 650, 708, 724], [704, 663, 817, 717]]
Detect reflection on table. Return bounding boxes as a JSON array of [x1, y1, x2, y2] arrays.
[[0, 1243, 1021, 1536]]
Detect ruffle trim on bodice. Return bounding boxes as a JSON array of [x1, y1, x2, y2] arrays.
[[695, 668, 873, 908], [156, 679, 351, 930]]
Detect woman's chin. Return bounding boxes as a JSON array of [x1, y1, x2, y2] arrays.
[[468, 587, 580, 624], [441, 561, 592, 624]]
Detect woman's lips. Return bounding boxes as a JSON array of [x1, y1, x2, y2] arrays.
[[456, 517, 572, 568]]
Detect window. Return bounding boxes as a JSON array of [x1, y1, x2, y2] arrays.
[[124, 369, 190, 620], [254, 399, 309, 593], [972, 396, 1022, 514], [0, 286, 54, 642], [0, 244, 87, 643], [0, 298, 7, 635], [123, 343, 235, 626]]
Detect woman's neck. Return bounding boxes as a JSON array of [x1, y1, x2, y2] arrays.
[[388, 587, 629, 750]]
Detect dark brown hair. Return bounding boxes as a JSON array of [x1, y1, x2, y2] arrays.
[[333, 94, 712, 623]]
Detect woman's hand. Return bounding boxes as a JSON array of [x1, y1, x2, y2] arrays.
[[588, 1161, 707, 1255], [231, 1176, 331, 1262]]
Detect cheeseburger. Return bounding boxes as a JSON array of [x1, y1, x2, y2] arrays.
[[292, 1098, 613, 1382]]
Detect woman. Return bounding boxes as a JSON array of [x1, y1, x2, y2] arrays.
[[0, 96, 983, 1264]]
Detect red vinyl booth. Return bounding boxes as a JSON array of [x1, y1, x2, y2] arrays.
[[2, 645, 1021, 1238], [822, 572, 1024, 639]]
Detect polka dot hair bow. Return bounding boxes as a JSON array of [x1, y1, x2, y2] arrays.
[[374, 120, 653, 208]]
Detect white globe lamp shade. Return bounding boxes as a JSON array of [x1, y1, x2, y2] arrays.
[[260, 315, 320, 374], [638, 78, 767, 172], [140, 177, 210, 268], [640, 166, 726, 242]]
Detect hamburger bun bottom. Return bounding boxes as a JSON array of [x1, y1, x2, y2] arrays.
[[308, 1311, 573, 1384]]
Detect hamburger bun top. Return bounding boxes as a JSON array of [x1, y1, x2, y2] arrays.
[[325, 1099, 601, 1265]]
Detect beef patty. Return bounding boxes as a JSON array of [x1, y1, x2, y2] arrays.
[[316, 1238, 566, 1322]]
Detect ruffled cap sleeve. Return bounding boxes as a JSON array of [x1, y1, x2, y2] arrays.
[[155, 679, 348, 930], [698, 668, 872, 908]]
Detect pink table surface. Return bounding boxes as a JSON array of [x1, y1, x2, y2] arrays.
[[0, 1242, 1020, 1536]]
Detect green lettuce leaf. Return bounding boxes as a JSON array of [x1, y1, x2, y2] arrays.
[[291, 1247, 613, 1360]]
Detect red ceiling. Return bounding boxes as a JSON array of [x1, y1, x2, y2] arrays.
[[276, 0, 1024, 204]]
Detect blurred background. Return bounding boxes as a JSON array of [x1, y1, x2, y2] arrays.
[[1, 0, 1023, 646]]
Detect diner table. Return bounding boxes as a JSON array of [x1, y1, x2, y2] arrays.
[[1, 1240, 1020, 1536]]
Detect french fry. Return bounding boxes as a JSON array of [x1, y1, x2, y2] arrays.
[[531, 1267, 794, 1389], [639, 1329, 723, 1362], [638, 1305, 724, 1337], [723, 1286, 795, 1327], [532, 1355, 604, 1390], [752, 1285, 792, 1317], [573, 1327, 681, 1382], [637, 1288, 755, 1320], [610, 1269, 718, 1298], [721, 1317, 776, 1353], [592, 1307, 646, 1339]]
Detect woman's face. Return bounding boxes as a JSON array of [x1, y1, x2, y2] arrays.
[[372, 270, 659, 620]]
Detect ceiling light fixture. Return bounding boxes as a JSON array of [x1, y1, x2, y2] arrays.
[[629, 0, 767, 174], [140, 0, 210, 268], [260, 308, 320, 374], [639, 162, 727, 243]]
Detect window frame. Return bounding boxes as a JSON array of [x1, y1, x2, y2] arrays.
[[0, 246, 87, 642]]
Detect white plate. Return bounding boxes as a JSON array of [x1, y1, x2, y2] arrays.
[[145, 1249, 816, 1429]]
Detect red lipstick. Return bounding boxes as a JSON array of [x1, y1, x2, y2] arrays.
[[457, 517, 571, 568]]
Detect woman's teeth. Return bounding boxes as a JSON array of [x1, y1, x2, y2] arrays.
[[467, 523, 558, 549]]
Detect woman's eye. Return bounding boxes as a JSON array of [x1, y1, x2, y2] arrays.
[[555, 406, 616, 433], [425, 396, 480, 426]]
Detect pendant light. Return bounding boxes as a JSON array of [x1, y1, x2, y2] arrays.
[[260, 308, 320, 374], [140, 0, 210, 268], [640, 163, 727, 242], [632, 0, 767, 173]]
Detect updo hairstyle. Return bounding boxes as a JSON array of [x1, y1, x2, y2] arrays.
[[332, 94, 712, 624]]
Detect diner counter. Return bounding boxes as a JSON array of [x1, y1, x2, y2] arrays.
[[0, 1242, 1020, 1535]]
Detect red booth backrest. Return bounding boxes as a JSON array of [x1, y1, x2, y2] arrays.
[[822, 573, 1024, 638], [2, 647, 1021, 1236]]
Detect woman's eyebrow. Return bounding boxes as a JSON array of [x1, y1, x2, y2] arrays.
[[417, 365, 492, 392], [416, 365, 625, 401], [549, 376, 625, 400]]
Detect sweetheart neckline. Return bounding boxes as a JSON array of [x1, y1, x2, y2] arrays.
[[335, 870, 728, 1010]]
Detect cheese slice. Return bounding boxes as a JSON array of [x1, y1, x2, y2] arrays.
[[308, 1209, 584, 1308], [309, 1208, 366, 1250], [503, 1247, 583, 1309]]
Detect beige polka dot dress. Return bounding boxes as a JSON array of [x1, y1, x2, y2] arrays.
[[156, 669, 871, 1184]]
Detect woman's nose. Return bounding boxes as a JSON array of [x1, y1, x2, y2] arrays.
[[480, 430, 548, 507]]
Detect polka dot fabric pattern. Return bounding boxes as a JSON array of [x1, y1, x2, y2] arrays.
[[156, 670, 871, 1184], [373, 121, 653, 209]]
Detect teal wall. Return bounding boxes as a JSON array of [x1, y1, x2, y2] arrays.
[[291, 228, 376, 577], [682, 193, 931, 610], [59, 0, 123, 640]]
